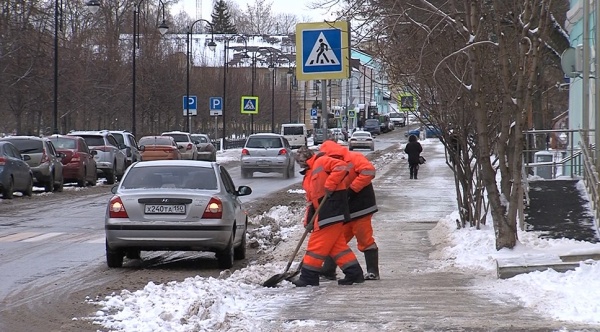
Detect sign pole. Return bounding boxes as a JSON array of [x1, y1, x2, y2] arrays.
[[322, 80, 328, 133], [215, 116, 219, 150]]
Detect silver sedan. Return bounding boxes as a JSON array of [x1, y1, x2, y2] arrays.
[[104, 160, 252, 269]]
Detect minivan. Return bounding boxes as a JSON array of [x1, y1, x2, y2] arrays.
[[281, 124, 307, 149]]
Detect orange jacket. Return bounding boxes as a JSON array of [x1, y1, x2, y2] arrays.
[[301, 152, 350, 230], [319, 140, 378, 220]]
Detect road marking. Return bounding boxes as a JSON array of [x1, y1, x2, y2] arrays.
[[0, 232, 40, 242], [21, 232, 64, 242]]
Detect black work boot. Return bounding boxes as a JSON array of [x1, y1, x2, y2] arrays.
[[292, 267, 320, 287], [337, 263, 365, 285], [319, 256, 337, 280], [364, 249, 380, 280]]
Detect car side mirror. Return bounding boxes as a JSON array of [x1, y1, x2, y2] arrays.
[[120, 144, 127, 150], [139, 145, 145, 152], [90, 150, 98, 155], [23, 155, 31, 161], [236, 185, 252, 196], [178, 145, 185, 150], [111, 184, 118, 194], [193, 140, 200, 144]]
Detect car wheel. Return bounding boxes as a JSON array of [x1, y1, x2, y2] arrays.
[[105, 166, 116, 185], [22, 175, 33, 197], [211, 152, 217, 162], [2, 176, 14, 199], [370, 146, 375, 151], [116, 161, 124, 181], [216, 233, 235, 269], [106, 242, 124, 268], [234, 225, 247, 260], [290, 163, 295, 178], [89, 169, 98, 186], [283, 166, 290, 179], [54, 174, 64, 192], [44, 174, 54, 192], [77, 168, 86, 187]]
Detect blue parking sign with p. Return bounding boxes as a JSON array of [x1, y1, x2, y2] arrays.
[[183, 95, 197, 116], [210, 97, 222, 111]]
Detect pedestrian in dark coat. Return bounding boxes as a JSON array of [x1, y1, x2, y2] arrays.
[[404, 134, 423, 179]]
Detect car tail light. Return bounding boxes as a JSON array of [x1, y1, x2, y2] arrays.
[[71, 152, 81, 163], [241, 148, 250, 155], [109, 196, 128, 218], [0, 157, 5, 166], [278, 149, 287, 155], [186, 143, 193, 150], [202, 197, 223, 219]]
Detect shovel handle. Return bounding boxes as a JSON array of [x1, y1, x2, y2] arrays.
[[282, 195, 329, 273]]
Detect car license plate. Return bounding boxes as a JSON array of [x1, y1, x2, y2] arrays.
[[144, 204, 186, 214]]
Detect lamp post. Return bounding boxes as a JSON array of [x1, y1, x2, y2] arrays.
[[53, 0, 100, 135], [287, 66, 294, 123], [268, 53, 292, 133], [250, 47, 272, 134], [221, 34, 249, 141], [132, 0, 168, 137], [186, 20, 216, 133], [347, 76, 360, 130]]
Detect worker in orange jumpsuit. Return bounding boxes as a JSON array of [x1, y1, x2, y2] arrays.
[[319, 140, 380, 280], [292, 146, 365, 287]]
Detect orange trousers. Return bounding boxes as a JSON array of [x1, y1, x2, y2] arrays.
[[343, 214, 377, 252], [302, 222, 359, 272]]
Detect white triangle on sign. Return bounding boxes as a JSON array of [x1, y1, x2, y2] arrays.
[[244, 99, 256, 110], [305, 32, 340, 66]]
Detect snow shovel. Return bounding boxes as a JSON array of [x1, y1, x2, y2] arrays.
[[262, 195, 328, 287]]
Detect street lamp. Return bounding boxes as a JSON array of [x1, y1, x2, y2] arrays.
[[186, 20, 216, 133], [268, 53, 292, 133], [53, 0, 100, 134], [132, 0, 169, 137], [250, 47, 272, 134], [221, 34, 249, 141]]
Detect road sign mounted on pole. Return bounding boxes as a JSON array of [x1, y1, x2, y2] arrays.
[[295, 21, 351, 80], [241, 96, 259, 114], [209, 97, 223, 116], [183, 95, 197, 116]]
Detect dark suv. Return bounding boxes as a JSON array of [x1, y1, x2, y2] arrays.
[[363, 119, 381, 136]]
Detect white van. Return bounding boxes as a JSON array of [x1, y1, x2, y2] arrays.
[[281, 123, 307, 149]]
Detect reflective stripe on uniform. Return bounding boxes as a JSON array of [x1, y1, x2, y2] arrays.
[[361, 169, 376, 176], [350, 205, 378, 219], [331, 248, 353, 261], [306, 250, 327, 261]]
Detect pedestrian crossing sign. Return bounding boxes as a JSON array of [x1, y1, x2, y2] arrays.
[[348, 110, 356, 118], [334, 109, 341, 118], [295, 21, 350, 80], [240, 96, 259, 114]]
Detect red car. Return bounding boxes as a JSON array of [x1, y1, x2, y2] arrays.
[[47, 135, 98, 187]]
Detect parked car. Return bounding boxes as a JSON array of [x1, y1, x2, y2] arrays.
[[138, 136, 183, 161], [0, 141, 33, 198], [240, 133, 295, 179], [110, 130, 141, 167], [390, 112, 407, 127], [405, 128, 421, 137], [161, 131, 198, 160], [363, 118, 382, 136], [0, 136, 64, 192], [47, 134, 98, 187], [379, 114, 392, 133], [67, 130, 127, 185], [191, 134, 217, 162], [313, 128, 327, 145], [348, 130, 375, 151], [105, 160, 252, 269]]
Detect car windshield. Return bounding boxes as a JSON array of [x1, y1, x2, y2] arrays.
[[120, 166, 218, 190], [163, 134, 189, 142], [246, 137, 282, 148], [283, 127, 304, 135], [365, 119, 379, 125], [5, 139, 43, 153], [78, 135, 105, 147], [191, 135, 209, 143], [48, 137, 76, 149], [390, 113, 404, 118], [139, 137, 173, 146]]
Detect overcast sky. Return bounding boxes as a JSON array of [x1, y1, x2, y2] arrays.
[[172, 0, 335, 23]]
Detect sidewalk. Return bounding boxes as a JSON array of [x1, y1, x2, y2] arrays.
[[257, 139, 595, 331]]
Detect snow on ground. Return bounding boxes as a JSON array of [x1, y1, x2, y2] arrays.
[[85, 143, 600, 330]]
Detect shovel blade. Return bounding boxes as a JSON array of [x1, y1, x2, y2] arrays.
[[262, 273, 288, 287]]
